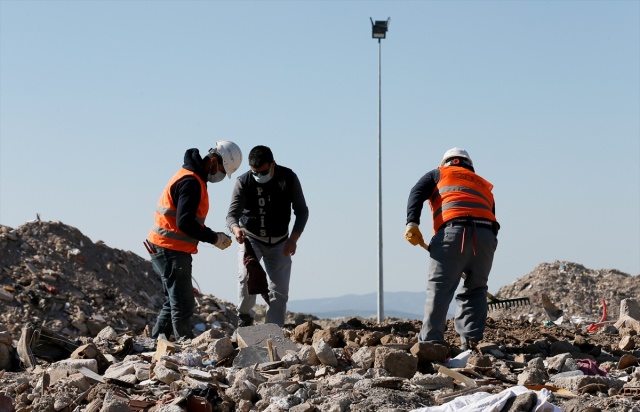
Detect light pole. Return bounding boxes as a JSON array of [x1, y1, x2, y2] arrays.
[[371, 17, 389, 324]]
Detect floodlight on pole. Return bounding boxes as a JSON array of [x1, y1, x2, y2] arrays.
[[370, 18, 390, 40], [370, 17, 389, 324]]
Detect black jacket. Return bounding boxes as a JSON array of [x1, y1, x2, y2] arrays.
[[227, 165, 309, 244], [169, 148, 219, 244]]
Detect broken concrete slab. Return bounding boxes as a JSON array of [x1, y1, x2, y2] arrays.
[[312, 339, 338, 367], [205, 336, 234, 363], [47, 359, 99, 384], [103, 359, 140, 380], [232, 346, 270, 368], [351, 346, 375, 369], [620, 298, 640, 320], [236, 323, 299, 359], [191, 328, 227, 347]]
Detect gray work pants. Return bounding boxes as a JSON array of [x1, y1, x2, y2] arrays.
[[419, 224, 498, 344], [237, 238, 292, 326]]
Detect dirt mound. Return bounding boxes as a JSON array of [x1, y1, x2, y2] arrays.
[[0, 220, 238, 340], [490, 261, 640, 323]]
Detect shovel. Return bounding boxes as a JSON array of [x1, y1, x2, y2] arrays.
[[419, 242, 530, 311]]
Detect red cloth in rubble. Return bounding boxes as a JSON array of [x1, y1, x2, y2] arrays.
[[577, 358, 609, 377], [243, 240, 270, 306]]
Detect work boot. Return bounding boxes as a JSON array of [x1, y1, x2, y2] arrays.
[[238, 314, 254, 328], [460, 340, 479, 352], [17, 323, 36, 370], [34, 325, 79, 355], [28, 325, 79, 364]]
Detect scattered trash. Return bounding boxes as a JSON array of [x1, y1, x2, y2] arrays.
[[586, 298, 608, 332], [415, 385, 561, 412], [445, 350, 471, 368], [541, 293, 563, 321], [577, 358, 609, 377]]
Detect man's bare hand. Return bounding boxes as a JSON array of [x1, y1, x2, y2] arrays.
[[232, 226, 247, 244], [283, 238, 297, 256]]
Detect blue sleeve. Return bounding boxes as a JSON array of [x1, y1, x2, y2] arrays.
[[406, 169, 439, 225]]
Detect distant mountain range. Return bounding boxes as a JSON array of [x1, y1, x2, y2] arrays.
[[288, 291, 456, 320]]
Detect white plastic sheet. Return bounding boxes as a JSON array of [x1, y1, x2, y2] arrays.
[[409, 385, 562, 412], [444, 349, 471, 368]]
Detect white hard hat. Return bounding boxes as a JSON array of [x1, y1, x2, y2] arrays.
[[441, 147, 473, 167], [210, 140, 243, 178]]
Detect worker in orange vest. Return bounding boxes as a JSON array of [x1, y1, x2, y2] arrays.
[[147, 141, 242, 340], [405, 147, 499, 351]]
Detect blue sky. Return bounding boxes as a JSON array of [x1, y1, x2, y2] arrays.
[[1, 1, 638, 312]]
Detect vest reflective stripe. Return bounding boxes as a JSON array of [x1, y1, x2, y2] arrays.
[[434, 200, 495, 220], [431, 185, 492, 205], [147, 168, 208, 253], [155, 206, 205, 225], [430, 166, 495, 233], [156, 206, 176, 216], [150, 226, 198, 244]]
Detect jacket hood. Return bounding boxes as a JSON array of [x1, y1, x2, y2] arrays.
[[182, 148, 208, 181]]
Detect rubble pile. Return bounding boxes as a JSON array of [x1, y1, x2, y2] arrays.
[[0, 220, 240, 340], [491, 261, 640, 323], [0, 220, 639, 412]]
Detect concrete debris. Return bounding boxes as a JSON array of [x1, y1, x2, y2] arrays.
[[491, 261, 640, 323], [1, 220, 640, 411]]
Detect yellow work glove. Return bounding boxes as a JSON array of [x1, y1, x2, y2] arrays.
[[213, 232, 232, 250], [404, 223, 424, 246]]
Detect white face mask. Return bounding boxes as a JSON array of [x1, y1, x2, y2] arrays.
[[252, 163, 274, 184], [208, 171, 225, 183], [252, 173, 272, 184]]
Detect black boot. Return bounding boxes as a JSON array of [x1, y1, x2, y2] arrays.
[[238, 314, 254, 327]]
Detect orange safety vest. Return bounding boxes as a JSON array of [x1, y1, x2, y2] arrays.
[[429, 166, 496, 233], [148, 168, 209, 254]]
